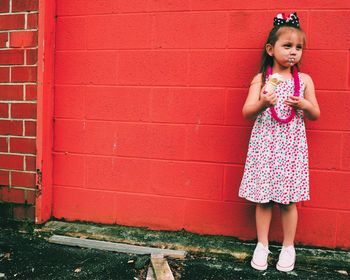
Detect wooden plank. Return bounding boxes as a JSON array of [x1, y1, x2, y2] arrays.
[[48, 235, 186, 259], [146, 265, 156, 280], [151, 255, 175, 280]]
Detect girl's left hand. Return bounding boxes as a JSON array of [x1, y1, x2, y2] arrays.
[[284, 96, 309, 110]]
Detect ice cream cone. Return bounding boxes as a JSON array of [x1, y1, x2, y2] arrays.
[[266, 73, 284, 93]]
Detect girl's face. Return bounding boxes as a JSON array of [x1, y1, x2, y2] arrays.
[[267, 28, 304, 69]]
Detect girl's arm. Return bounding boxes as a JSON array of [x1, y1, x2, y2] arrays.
[[242, 73, 277, 120], [285, 73, 320, 120]]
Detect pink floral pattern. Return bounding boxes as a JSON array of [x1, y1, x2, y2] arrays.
[[239, 74, 310, 204]]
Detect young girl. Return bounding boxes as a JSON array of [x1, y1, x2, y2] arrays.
[[239, 12, 320, 272]]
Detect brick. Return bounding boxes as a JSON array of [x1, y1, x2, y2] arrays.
[[0, 67, 9, 82], [228, 11, 308, 48], [309, 11, 350, 50], [226, 89, 257, 126], [115, 193, 185, 230], [11, 66, 37, 82], [336, 212, 350, 249], [118, 1, 148, 13], [1, 187, 25, 204], [0, 0, 9, 12], [12, 0, 38, 12], [83, 122, 143, 157], [0, 170, 9, 185], [27, 13, 38, 29], [10, 137, 36, 154], [11, 171, 36, 188], [223, 165, 246, 203], [11, 103, 37, 119], [186, 126, 251, 163], [147, 124, 187, 160], [25, 155, 36, 171], [184, 200, 256, 238], [0, 85, 23, 100], [26, 49, 37, 65], [188, 50, 260, 87], [0, 33, 8, 48], [0, 14, 24, 30], [56, 0, 118, 16], [84, 122, 189, 159], [12, 205, 35, 220], [0, 120, 23, 135], [87, 14, 152, 49], [154, 12, 228, 49], [150, 160, 224, 200], [85, 86, 150, 122], [305, 91, 350, 131], [153, 13, 191, 49], [191, 0, 350, 10], [301, 50, 348, 90], [3, 188, 36, 205], [304, 170, 350, 210], [25, 84, 37, 100], [0, 154, 23, 170], [118, 51, 188, 86], [0, 103, 8, 118], [0, 49, 24, 65], [150, 88, 225, 125], [55, 51, 117, 85], [86, 156, 152, 193], [296, 208, 337, 248], [0, 137, 8, 152], [53, 153, 85, 187], [307, 131, 342, 170], [56, 17, 86, 50], [54, 86, 84, 119], [54, 120, 85, 153], [25, 189, 36, 204], [53, 187, 116, 224], [148, 0, 190, 11], [342, 133, 350, 170], [10, 31, 37, 48], [24, 120, 36, 136]]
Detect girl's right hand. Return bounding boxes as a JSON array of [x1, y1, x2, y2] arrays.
[[260, 86, 277, 107]]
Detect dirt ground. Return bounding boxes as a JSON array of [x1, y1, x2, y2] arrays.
[[0, 221, 349, 280]]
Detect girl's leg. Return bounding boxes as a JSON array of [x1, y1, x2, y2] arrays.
[[279, 203, 298, 246], [256, 202, 274, 246]]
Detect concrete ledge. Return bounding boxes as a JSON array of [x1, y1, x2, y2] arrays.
[[40, 221, 350, 270]]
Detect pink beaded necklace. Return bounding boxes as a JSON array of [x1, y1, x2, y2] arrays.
[[266, 65, 300, 124]]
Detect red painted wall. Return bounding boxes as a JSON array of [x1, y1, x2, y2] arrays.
[[52, 1, 350, 249], [0, 0, 38, 220]]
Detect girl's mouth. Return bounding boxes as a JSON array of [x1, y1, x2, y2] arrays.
[[288, 57, 296, 65]]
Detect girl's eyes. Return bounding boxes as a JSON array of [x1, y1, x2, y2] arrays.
[[283, 44, 303, 50]]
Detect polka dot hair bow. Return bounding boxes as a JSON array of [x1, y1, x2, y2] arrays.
[[273, 12, 300, 28]]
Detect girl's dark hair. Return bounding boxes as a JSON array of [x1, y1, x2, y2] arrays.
[[260, 26, 306, 84]]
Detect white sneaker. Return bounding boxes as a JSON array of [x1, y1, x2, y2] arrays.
[[276, 245, 296, 272], [251, 242, 270, 271]]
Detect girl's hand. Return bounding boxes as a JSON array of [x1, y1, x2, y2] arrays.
[[284, 96, 310, 110], [260, 87, 277, 107]]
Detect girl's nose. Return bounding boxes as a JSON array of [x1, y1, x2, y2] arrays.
[[290, 48, 297, 55]]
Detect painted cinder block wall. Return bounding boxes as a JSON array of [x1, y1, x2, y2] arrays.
[[52, 1, 350, 249], [0, 0, 38, 220], [1, 1, 349, 250]]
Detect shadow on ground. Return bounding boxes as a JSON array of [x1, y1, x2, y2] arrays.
[[0, 220, 349, 280]]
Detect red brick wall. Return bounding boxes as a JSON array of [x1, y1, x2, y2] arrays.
[[0, 0, 38, 220]]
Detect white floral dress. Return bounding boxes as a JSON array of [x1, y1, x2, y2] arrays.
[[239, 74, 310, 204]]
